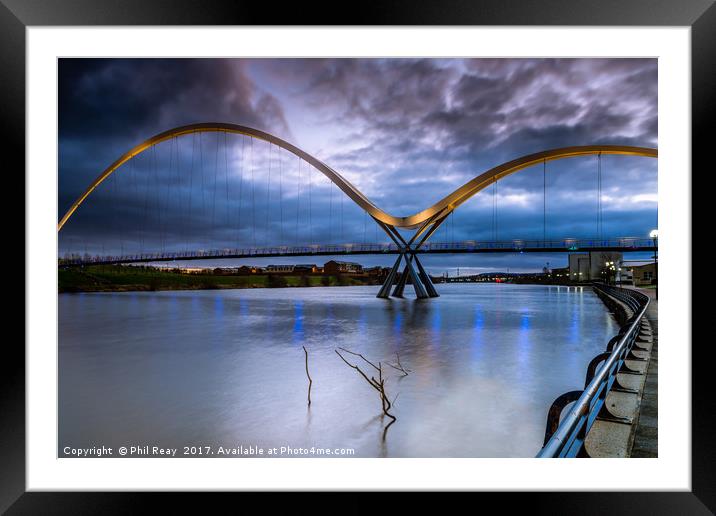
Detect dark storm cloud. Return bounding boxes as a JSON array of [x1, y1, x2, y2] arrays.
[[59, 59, 291, 140], [257, 58, 656, 227], [59, 58, 657, 271], [59, 59, 291, 215]]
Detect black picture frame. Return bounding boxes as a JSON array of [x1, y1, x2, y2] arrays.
[[4, 0, 712, 512]]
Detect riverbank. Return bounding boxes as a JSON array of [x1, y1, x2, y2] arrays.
[[58, 265, 382, 293], [584, 286, 657, 457], [629, 288, 658, 457]]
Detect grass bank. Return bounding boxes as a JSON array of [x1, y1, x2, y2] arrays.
[[58, 265, 381, 293]]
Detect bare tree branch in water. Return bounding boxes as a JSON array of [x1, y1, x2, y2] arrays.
[[335, 348, 397, 440], [386, 352, 411, 377], [337, 347, 380, 372], [302, 346, 313, 406]]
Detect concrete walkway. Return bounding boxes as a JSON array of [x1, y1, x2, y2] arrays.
[[585, 286, 658, 457], [630, 288, 658, 457]]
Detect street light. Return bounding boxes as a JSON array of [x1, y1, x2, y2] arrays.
[[650, 229, 658, 299]]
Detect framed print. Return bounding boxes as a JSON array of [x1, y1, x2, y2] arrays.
[[5, 0, 713, 511]]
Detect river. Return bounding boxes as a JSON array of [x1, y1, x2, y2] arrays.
[[59, 283, 617, 457]]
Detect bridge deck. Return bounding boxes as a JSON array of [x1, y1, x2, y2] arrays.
[[59, 238, 657, 266]]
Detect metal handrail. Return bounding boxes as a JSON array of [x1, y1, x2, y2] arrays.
[[57, 237, 657, 267], [536, 284, 650, 458]]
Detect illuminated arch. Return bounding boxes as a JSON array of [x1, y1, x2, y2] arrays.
[[399, 144, 657, 229], [57, 122, 657, 231]]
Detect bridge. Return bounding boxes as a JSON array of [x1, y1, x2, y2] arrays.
[[58, 123, 658, 299], [60, 238, 657, 266]]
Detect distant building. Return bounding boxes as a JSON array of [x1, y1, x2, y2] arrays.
[[551, 266, 570, 279], [236, 265, 263, 275], [213, 267, 239, 275], [265, 264, 295, 273], [568, 252, 623, 281], [323, 260, 363, 274], [179, 267, 205, 274], [624, 262, 657, 286], [294, 264, 319, 273], [364, 266, 389, 278]]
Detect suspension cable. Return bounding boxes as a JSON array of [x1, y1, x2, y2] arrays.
[[295, 155, 300, 245], [328, 178, 334, 243], [452, 211, 455, 243], [129, 151, 138, 254], [224, 131, 229, 238], [597, 153, 602, 240], [172, 136, 181, 253], [159, 138, 170, 252], [492, 177, 497, 242], [187, 131, 196, 253], [250, 136, 256, 248], [153, 144, 163, 253], [110, 170, 121, 256], [278, 146, 284, 247], [308, 159, 313, 245], [266, 141, 272, 247], [543, 158, 547, 244], [237, 135, 244, 248], [141, 149, 150, 254], [199, 132, 206, 215], [212, 131, 219, 248], [363, 209, 367, 244], [162, 138, 173, 253]]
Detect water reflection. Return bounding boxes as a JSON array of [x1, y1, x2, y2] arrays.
[[59, 284, 614, 457], [292, 300, 304, 343], [430, 304, 442, 345], [516, 308, 532, 369], [470, 305, 485, 370], [393, 308, 403, 335]]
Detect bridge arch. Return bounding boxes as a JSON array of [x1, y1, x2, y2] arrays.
[[57, 122, 388, 231], [58, 122, 657, 232], [400, 144, 657, 229]]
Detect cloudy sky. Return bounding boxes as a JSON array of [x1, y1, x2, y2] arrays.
[[58, 58, 657, 273]]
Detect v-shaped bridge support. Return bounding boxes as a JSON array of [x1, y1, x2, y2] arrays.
[[373, 211, 449, 300]]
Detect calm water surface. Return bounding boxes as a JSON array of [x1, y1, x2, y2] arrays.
[[59, 284, 616, 457]]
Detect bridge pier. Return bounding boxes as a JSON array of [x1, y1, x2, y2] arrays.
[[377, 254, 403, 298], [414, 255, 439, 297], [374, 214, 446, 300], [377, 251, 437, 300]]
